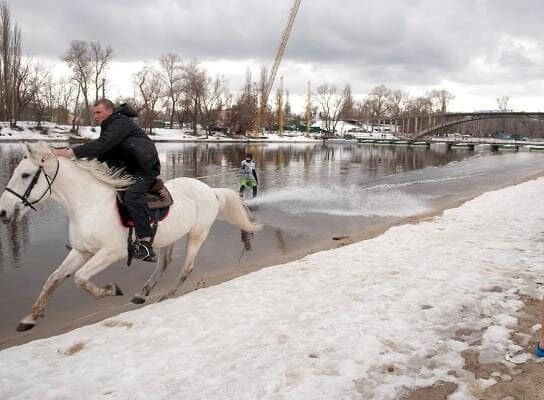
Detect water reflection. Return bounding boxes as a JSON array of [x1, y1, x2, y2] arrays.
[[274, 229, 288, 255], [240, 230, 252, 251], [0, 144, 31, 270], [0, 206, 31, 270], [157, 142, 469, 192]]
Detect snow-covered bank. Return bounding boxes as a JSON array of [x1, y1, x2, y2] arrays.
[[1, 179, 544, 399], [0, 121, 75, 141], [0, 122, 320, 143]]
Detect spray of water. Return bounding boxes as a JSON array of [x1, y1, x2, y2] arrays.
[[247, 184, 430, 217]]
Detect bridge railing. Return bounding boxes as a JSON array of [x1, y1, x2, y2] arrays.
[[429, 137, 544, 146]]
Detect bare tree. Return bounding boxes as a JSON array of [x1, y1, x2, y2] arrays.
[[274, 85, 282, 132], [32, 65, 51, 128], [63, 40, 92, 125], [54, 77, 75, 124], [497, 96, 511, 112], [159, 53, 184, 129], [0, 1, 12, 121], [387, 89, 409, 118], [229, 69, 258, 135], [134, 64, 163, 134], [201, 75, 229, 138], [354, 98, 373, 124], [0, 1, 22, 124], [257, 66, 275, 131], [405, 96, 433, 114], [71, 82, 81, 133], [183, 60, 206, 135], [42, 75, 57, 125], [256, 65, 273, 131], [175, 96, 192, 131], [90, 41, 113, 103], [284, 89, 291, 124], [368, 84, 390, 118], [11, 57, 35, 126], [339, 84, 355, 120], [8, 26, 21, 125], [315, 83, 346, 135], [429, 89, 455, 113]]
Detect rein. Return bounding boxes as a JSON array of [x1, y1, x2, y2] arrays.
[[5, 159, 60, 211]]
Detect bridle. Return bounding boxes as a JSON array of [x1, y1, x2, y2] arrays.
[[5, 159, 60, 211]]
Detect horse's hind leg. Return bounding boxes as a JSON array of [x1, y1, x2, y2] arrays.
[[17, 249, 90, 332], [132, 245, 173, 304], [163, 229, 209, 299], [73, 248, 125, 300]]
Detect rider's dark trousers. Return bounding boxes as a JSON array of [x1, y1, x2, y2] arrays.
[[124, 174, 156, 239]]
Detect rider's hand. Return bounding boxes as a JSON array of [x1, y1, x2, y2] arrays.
[[53, 147, 74, 158]]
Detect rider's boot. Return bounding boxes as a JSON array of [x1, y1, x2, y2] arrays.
[[133, 240, 156, 262]]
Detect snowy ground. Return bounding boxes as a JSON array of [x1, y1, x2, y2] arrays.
[[1, 179, 544, 399], [0, 121, 76, 140], [0, 122, 319, 143]]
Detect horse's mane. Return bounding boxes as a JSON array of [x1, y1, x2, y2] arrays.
[[28, 142, 134, 190], [72, 159, 134, 189]]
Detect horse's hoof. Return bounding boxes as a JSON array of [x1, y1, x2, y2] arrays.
[[131, 295, 146, 304], [16, 322, 35, 332], [104, 283, 124, 296], [113, 283, 124, 296]]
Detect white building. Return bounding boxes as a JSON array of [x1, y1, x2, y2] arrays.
[[312, 120, 399, 139]]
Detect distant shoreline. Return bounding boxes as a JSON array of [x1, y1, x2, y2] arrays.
[[0, 135, 325, 144], [0, 138, 325, 144]]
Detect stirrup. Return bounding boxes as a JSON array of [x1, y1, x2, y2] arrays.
[[132, 241, 156, 262]]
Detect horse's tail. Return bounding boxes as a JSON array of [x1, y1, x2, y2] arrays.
[[213, 188, 263, 233]]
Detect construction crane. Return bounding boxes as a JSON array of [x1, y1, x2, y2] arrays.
[[305, 81, 311, 137], [254, 0, 302, 135]]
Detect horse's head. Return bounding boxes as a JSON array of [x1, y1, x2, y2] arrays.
[[0, 142, 58, 224]]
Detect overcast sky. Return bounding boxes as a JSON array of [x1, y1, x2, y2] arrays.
[[9, 0, 544, 112]]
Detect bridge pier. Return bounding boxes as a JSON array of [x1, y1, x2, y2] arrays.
[[490, 144, 519, 152]]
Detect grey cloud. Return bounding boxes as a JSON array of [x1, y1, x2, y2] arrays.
[[8, 0, 544, 93]]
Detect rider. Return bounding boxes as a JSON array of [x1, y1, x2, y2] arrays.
[[239, 152, 258, 199], [53, 99, 160, 262]]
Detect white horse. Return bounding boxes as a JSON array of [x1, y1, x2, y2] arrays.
[[0, 142, 262, 332]]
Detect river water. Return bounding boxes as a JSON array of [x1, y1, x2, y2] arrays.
[[1, 141, 543, 347]]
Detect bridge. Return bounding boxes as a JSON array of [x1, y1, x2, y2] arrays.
[[397, 112, 544, 139], [356, 136, 544, 152]]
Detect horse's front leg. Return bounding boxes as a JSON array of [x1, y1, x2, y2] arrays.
[[132, 245, 173, 304], [17, 249, 90, 332], [73, 247, 126, 300]]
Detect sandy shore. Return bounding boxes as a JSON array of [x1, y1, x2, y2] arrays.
[[401, 171, 544, 399], [405, 294, 544, 400]]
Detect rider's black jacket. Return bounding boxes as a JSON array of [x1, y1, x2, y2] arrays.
[[72, 104, 160, 176]]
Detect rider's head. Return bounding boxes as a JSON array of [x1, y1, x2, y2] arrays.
[[245, 153, 253, 160], [93, 99, 115, 125]]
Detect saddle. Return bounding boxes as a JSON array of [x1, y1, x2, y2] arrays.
[[116, 178, 174, 228]]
